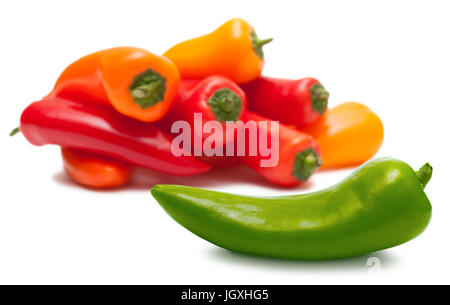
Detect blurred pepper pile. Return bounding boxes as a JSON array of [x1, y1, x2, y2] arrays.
[[14, 18, 384, 188]]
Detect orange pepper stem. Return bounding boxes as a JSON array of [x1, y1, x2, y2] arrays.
[[207, 88, 242, 122], [254, 37, 273, 48], [129, 68, 167, 109], [9, 127, 20, 136], [250, 31, 273, 59], [310, 84, 329, 115], [416, 163, 433, 189], [292, 148, 322, 181]]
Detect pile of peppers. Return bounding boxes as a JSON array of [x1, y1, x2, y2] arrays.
[[14, 18, 384, 188], [13, 18, 432, 260]]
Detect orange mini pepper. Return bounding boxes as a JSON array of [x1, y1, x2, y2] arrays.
[[302, 102, 384, 168], [49, 47, 180, 122], [163, 18, 272, 84], [62, 148, 133, 189]]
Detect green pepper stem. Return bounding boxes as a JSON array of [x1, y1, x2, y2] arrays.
[[292, 148, 322, 181], [310, 84, 329, 115], [250, 31, 273, 59], [129, 68, 167, 109], [9, 127, 20, 136], [416, 163, 432, 189], [207, 88, 242, 122], [131, 82, 161, 99], [254, 37, 273, 48]]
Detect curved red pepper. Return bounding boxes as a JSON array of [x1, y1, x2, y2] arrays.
[[158, 75, 247, 153], [239, 111, 322, 187], [241, 76, 329, 128], [20, 97, 211, 176]]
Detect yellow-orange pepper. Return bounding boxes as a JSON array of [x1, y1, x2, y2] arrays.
[[302, 102, 384, 168], [163, 18, 272, 84]]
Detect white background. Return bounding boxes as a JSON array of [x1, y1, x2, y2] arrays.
[[1, 0, 449, 284]]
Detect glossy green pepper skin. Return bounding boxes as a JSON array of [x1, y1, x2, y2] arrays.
[[151, 158, 432, 260]]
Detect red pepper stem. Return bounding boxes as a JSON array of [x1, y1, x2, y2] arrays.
[[292, 148, 322, 181], [207, 88, 242, 122], [416, 163, 432, 189], [310, 84, 329, 115], [9, 127, 20, 136]]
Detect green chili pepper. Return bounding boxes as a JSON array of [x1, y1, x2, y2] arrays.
[[151, 158, 432, 260]]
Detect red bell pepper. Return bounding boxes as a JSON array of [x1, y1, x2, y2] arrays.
[[239, 111, 322, 187], [19, 97, 211, 176], [158, 75, 247, 155], [241, 76, 329, 128]]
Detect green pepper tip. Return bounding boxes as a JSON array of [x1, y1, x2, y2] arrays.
[[151, 184, 164, 193], [151, 184, 166, 200]]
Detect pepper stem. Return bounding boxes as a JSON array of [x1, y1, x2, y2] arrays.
[[131, 82, 162, 99], [416, 163, 433, 189], [250, 31, 273, 59], [207, 88, 242, 122], [254, 37, 273, 48], [310, 84, 329, 115], [129, 69, 167, 109], [292, 148, 322, 181], [10, 127, 20, 136]]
